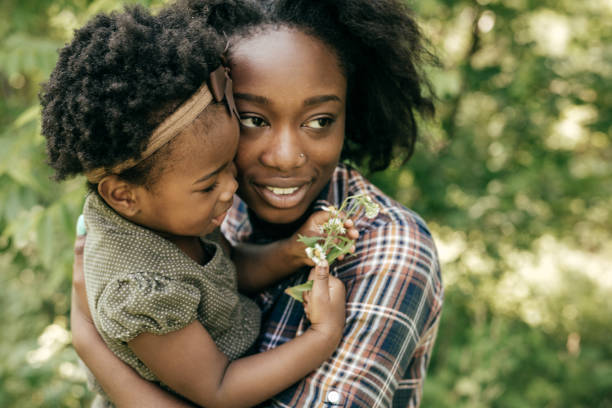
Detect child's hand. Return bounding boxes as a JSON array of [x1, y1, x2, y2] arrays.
[[302, 261, 346, 344], [290, 210, 359, 267]]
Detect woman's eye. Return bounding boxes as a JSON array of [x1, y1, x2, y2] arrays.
[[239, 116, 267, 128], [303, 117, 334, 129]]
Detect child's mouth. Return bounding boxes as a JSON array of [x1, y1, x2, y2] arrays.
[[211, 209, 230, 226]]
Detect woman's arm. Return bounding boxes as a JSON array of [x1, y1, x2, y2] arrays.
[[128, 263, 345, 408], [233, 211, 357, 293], [71, 236, 193, 407]]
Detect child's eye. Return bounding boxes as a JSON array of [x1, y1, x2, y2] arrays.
[[200, 182, 219, 193], [303, 117, 334, 129], [239, 115, 267, 128]]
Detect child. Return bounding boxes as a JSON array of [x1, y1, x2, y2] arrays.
[[40, 6, 345, 407]]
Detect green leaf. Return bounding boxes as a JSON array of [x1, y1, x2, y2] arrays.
[[296, 234, 324, 247], [326, 237, 355, 263], [284, 280, 313, 303]]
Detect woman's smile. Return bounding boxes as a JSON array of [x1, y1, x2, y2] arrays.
[[252, 178, 313, 209], [229, 27, 347, 224]]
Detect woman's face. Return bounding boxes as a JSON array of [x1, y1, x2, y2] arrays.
[[229, 28, 347, 224]]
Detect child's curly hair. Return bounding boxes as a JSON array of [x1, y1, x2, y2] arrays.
[[40, 4, 225, 186], [168, 0, 435, 172]]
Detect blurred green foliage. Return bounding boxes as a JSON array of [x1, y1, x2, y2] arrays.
[[0, 0, 610, 406]]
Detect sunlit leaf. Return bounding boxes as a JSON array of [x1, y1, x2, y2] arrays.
[[284, 280, 313, 303], [296, 234, 324, 247]]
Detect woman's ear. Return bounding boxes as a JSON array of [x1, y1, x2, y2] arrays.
[[97, 176, 140, 217]]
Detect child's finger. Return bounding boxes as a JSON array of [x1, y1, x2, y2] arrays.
[[303, 291, 312, 321], [328, 276, 346, 305], [303, 290, 311, 304], [309, 261, 330, 303]]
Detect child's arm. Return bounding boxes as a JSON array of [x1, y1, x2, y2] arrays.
[[71, 291, 195, 407], [73, 238, 344, 408], [128, 263, 345, 408], [232, 210, 358, 293], [71, 235, 194, 407]]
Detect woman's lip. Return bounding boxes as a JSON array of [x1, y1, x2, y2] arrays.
[[252, 182, 311, 209], [253, 176, 312, 188]]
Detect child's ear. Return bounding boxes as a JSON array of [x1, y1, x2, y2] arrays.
[[97, 176, 140, 217]]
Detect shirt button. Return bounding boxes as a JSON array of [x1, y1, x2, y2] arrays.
[[326, 390, 341, 404]]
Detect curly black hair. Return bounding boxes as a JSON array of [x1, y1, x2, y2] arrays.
[[166, 0, 435, 172], [40, 4, 225, 186]]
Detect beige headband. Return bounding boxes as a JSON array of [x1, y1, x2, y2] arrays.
[[85, 66, 237, 184]]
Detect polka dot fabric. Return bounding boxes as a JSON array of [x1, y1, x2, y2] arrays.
[[83, 193, 261, 385]]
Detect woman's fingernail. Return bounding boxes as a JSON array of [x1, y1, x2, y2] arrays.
[[76, 214, 86, 236]]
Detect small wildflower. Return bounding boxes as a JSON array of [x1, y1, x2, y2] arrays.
[[287, 194, 377, 302], [358, 195, 379, 218], [365, 203, 380, 218], [325, 217, 346, 234], [305, 244, 327, 266], [322, 205, 340, 217]]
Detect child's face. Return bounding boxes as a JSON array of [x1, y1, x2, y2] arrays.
[[229, 28, 347, 224], [132, 104, 239, 238]]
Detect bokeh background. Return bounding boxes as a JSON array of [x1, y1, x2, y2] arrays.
[[1, 0, 610, 406]]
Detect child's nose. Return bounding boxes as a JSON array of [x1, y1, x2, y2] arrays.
[[219, 169, 238, 202]]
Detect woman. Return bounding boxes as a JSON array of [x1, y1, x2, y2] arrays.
[[71, 0, 444, 406]]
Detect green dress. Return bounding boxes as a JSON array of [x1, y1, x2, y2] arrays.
[[83, 193, 261, 405]]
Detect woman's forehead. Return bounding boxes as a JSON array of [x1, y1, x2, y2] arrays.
[[228, 28, 346, 98]]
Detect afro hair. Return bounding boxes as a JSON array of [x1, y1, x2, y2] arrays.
[[166, 0, 435, 173], [40, 4, 225, 184]]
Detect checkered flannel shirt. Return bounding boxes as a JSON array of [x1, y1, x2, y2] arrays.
[[221, 164, 443, 407]]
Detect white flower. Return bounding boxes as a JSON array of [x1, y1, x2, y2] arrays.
[[358, 195, 380, 218], [325, 217, 346, 234], [305, 244, 327, 266], [365, 203, 380, 218], [322, 205, 340, 217]]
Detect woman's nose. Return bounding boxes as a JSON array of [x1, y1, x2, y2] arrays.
[[259, 126, 305, 171]]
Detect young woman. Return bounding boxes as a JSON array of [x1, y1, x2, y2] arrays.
[[71, 0, 444, 406]]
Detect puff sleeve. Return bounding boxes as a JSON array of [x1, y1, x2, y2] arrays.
[[96, 271, 201, 343]]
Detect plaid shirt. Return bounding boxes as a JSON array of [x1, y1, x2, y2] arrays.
[[221, 164, 443, 407]]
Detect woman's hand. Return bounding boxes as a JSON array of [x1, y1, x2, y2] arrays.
[[302, 262, 346, 347], [70, 218, 98, 356], [289, 210, 359, 267], [72, 229, 93, 323]]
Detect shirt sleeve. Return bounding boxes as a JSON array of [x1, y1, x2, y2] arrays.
[[267, 220, 444, 408], [96, 271, 201, 343]]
